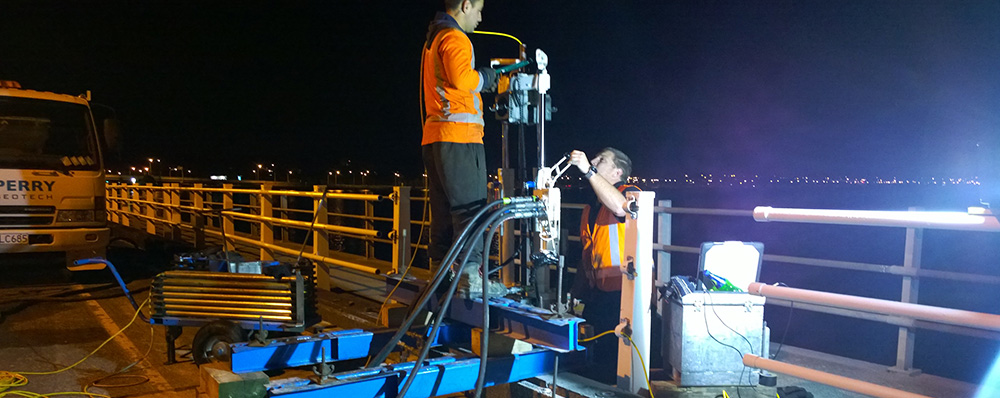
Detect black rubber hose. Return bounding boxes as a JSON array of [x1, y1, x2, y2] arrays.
[[401, 198, 507, 321], [474, 203, 544, 398], [401, 202, 543, 398], [397, 208, 511, 398], [474, 212, 520, 398], [367, 199, 506, 368]]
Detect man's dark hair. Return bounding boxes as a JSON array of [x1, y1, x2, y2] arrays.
[[601, 147, 632, 180], [445, 0, 478, 11]]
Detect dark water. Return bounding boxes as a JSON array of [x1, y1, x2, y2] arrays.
[[563, 183, 999, 384]]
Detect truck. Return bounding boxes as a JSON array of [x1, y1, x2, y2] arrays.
[[0, 80, 117, 271]]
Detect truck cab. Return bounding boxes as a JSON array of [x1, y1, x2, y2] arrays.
[[0, 80, 114, 270]]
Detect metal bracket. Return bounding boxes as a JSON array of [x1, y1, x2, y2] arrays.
[[623, 197, 639, 220], [311, 346, 334, 384], [249, 316, 270, 347]]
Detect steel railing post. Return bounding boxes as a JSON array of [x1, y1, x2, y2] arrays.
[[250, 187, 260, 238], [108, 183, 118, 224], [278, 194, 289, 244], [223, 184, 235, 253], [170, 183, 182, 241], [892, 207, 923, 375], [144, 184, 156, 235], [260, 183, 274, 261], [392, 186, 411, 274], [365, 190, 375, 259], [313, 185, 331, 291], [125, 185, 135, 227], [656, 199, 672, 316], [106, 183, 115, 223], [193, 183, 205, 248]]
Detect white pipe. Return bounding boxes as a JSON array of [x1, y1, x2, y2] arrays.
[[747, 282, 1000, 332], [743, 354, 931, 398], [753, 206, 1000, 232]]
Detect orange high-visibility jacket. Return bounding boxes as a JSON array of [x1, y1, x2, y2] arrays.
[[580, 184, 640, 292], [421, 15, 486, 145]]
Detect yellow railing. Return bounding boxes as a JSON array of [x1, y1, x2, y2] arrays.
[[106, 182, 419, 290], [106, 181, 997, 385]]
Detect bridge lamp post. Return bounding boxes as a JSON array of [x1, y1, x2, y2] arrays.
[[256, 164, 263, 180]]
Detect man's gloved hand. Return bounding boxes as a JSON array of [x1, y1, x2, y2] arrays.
[[776, 386, 813, 398], [477, 67, 498, 93]]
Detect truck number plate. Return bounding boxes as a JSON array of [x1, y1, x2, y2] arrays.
[[0, 233, 29, 244]]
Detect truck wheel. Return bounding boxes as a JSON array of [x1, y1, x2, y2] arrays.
[[191, 320, 245, 364]]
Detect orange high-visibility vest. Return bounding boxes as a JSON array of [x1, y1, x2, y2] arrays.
[[580, 184, 638, 292], [421, 27, 486, 145]]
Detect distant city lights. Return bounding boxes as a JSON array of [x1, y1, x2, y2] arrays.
[[108, 157, 982, 189]]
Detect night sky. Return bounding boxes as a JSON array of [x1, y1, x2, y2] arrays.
[[2, 1, 998, 181]]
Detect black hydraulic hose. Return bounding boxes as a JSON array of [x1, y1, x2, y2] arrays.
[[397, 208, 511, 398], [367, 199, 507, 368], [402, 198, 507, 319], [473, 202, 544, 398], [400, 202, 543, 398], [474, 212, 523, 398], [398, 198, 506, 324]]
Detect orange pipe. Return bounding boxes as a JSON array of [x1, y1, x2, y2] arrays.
[[747, 282, 1000, 332], [753, 206, 1000, 232], [743, 354, 931, 398]]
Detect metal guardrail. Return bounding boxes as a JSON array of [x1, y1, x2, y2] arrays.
[[654, 201, 1000, 378], [106, 182, 420, 290], [106, 183, 997, 380]]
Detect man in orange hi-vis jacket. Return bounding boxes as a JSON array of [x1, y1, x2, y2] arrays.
[[569, 147, 639, 384], [421, 0, 502, 298]]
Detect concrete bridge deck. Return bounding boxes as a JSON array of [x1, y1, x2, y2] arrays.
[[0, 241, 980, 398]]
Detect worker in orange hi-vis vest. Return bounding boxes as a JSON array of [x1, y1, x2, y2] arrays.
[[569, 147, 639, 384], [420, 0, 502, 298]]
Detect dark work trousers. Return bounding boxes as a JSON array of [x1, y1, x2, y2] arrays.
[[580, 288, 623, 385], [422, 142, 487, 272]]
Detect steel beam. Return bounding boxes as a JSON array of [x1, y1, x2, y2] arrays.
[[231, 329, 373, 373], [230, 324, 472, 374], [384, 275, 584, 351], [268, 349, 583, 397]]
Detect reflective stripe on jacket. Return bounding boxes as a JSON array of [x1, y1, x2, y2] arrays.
[[421, 23, 485, 145], [580, 184, 639, 292]]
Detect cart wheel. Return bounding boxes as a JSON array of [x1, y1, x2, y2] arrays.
[[191, 320, 245, 364]]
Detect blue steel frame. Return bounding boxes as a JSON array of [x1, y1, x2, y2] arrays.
[[385, 275, 585, 351], [150, 317, 300, 332], [230, 324, 473, 374], [223, 275, 587, 397], [267, 348, 584, 397], [231, 329, 373, 373], [448, 297, 584, 352]]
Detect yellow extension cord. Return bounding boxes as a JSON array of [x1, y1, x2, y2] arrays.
[[0, 296, 152, 398], [473, 30, 523, 47], [581, 329, 656, 398]]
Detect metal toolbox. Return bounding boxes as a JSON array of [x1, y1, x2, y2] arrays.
[[666, 292, 769, 386]]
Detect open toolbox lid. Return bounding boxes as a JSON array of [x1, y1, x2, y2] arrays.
[[697, 241, 764, 292]]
